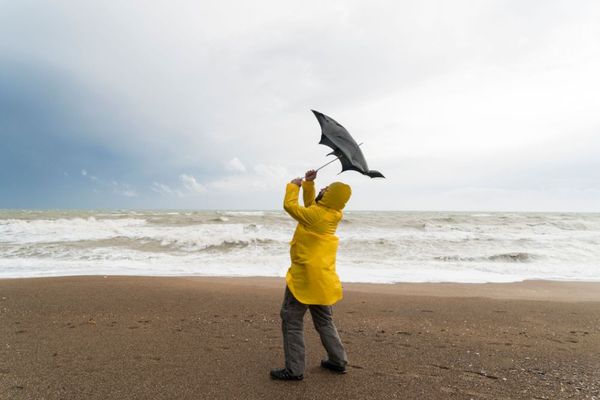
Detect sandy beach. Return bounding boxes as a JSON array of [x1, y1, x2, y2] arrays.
[[0, 276, 599, 399]]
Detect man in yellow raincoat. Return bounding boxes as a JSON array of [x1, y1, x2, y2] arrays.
[[270, 169, 352, 381]]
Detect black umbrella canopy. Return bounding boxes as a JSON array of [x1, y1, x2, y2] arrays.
[[312, 110, 385, 178]]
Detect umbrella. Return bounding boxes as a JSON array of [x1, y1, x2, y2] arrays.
[[312, 110, 385, 178]]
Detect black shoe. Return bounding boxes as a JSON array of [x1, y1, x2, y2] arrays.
[[270, 368, 304, 381], [320, 360, 347, 374]]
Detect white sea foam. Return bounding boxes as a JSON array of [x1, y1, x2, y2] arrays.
[[1, 210, 599, 282], [219, 211, 266, 217]]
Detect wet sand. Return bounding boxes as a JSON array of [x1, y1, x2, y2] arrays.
[[0, 276, 599, 399]]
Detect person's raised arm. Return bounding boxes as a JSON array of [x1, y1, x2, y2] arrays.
[[302, 170, 316, 207], [284, 178, 319, 226]]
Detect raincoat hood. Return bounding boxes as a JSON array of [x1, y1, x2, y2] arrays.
[[319, 182, 352, 211]]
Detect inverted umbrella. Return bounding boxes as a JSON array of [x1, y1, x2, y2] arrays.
[[312, 110, 385, 178]]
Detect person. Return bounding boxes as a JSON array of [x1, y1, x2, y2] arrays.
[[270, 169, 352, 381]]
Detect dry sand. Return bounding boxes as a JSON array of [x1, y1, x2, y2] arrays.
[[0, 276, 599, 399]]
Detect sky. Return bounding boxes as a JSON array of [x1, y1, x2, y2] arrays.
[[1, 0, 599, 211]]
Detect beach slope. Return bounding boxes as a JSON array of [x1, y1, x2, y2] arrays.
[[1, 276, 599, 399]]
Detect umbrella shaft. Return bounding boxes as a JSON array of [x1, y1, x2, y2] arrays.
[[315, 157, 339, 172], [315, 142, 363, 172]]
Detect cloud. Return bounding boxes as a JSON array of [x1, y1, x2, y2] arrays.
[[165, 163, 290, 195], [81, 169, 100, 183], [109, 180, 138, 197], [152, 182, 183, 197], [79, 169, 138, 197], [253, 163, 290, 179], [210, 163, 290, 191], [115, 186, 138, 198], [179, 174, 207, 193], [224, 157, 246, 172]]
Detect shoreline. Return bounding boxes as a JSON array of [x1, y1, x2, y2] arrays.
[[2, 275, 600, 302]]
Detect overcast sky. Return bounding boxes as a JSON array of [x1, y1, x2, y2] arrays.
[[1, 0, 599, 211]]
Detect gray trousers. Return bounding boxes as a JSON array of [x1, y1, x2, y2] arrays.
[[280, 286, 348, 376]]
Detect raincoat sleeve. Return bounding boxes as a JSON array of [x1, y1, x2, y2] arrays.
[[284, 183, 320, 226], [302, 180, 316, 207]]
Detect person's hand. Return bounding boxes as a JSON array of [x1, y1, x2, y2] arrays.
[[305, 170, 317, 182], [291, 177, 303, 186]]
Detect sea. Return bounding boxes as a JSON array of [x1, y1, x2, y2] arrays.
[[1, 210, 599, 283]]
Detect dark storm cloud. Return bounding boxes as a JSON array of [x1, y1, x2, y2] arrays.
[[1, 0, 599, 210]]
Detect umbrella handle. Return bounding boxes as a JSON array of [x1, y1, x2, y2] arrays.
[[314, 142, 363, 172]]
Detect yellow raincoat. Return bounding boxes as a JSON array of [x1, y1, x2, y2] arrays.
[[283, 180, 352, 305]]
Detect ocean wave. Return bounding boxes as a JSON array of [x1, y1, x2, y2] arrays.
[[488, 252, 535, 262], [434, 252, 536, 263], [219, 211, 266, 217], [2, 210, 600, 282], [2, 236, 284, 262], [403, 222, 427, 230], [0, 217, 148, 243], [202, 238, 278, 252], [432, 217, 456, 223]]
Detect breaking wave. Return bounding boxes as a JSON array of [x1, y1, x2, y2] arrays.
[[434, 252, 536, 263], [1, 210, 600, 282]]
